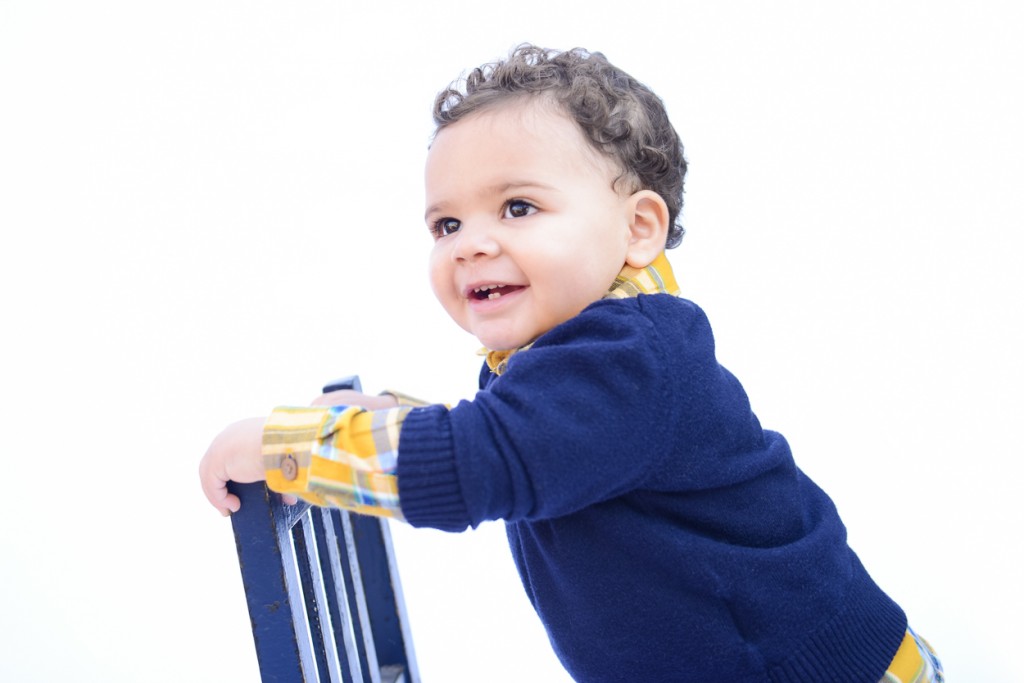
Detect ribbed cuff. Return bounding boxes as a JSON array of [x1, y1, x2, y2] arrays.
[[768, 568, 907, 683], [395, 405, 472, 532]]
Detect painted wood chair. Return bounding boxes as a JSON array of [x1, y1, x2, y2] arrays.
[[229, 376, 418, 683]]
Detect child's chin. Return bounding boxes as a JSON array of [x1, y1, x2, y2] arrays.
[[473, 320, 540, 352], [477, 333, 527, 352], [480, 341, 519, 352]]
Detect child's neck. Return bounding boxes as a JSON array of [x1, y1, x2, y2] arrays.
[[483, 252, 678, 375]]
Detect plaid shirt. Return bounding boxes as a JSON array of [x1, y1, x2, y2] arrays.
[[263, 252, 681, 518]]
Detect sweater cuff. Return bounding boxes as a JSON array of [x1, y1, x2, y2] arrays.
[[396, 405, 472, 532]]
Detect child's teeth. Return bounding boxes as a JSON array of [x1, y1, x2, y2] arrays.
[[474, 284, 505, 298]]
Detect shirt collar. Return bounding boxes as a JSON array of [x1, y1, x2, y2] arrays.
[[483, 252, 680, 374], [604, 250, 681, 299]]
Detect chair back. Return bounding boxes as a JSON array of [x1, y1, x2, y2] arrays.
[[229, 375, 418, 683]]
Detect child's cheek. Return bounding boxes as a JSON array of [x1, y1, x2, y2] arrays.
[[427, 247, 464, 325]]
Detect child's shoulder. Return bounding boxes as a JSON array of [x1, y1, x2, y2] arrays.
[[584, 293, 715, 347], [493, 294, 718, 381], [589, 290, 707, 319]]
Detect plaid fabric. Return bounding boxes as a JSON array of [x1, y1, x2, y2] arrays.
[[264, 253, 681, 516], [604, 251, 681, 299], [264, 404, 411, 519], [881, 628, 944, 683]]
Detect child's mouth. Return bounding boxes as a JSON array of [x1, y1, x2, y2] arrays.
[[471, 284, 522, 301]]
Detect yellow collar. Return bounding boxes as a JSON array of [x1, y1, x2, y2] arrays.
[[604, 251, 681, 299], [483, 252, 680, 374]]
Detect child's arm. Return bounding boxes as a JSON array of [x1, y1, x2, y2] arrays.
[[260, 403, 410, 518], [199, 391, 401, 516]]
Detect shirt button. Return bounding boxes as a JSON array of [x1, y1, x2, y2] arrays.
[[281, 454, 298, 481]]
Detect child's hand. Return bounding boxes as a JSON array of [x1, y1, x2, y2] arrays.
[[311, 390, 399, 410], [199, 416, 267, 516], [199, 394, 395, 516]]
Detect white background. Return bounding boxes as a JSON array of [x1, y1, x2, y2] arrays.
[[2, 1, 1022, 680]]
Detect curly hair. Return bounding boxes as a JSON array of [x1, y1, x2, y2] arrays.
[[433, 44, 688, 248]]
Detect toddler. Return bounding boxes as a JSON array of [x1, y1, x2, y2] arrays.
[[200, 44, 942, 683]]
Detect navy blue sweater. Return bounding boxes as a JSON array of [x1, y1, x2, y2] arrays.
[[397, 294, 906, 682]]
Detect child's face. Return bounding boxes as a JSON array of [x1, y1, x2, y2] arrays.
[[425, 101, 636, 351]]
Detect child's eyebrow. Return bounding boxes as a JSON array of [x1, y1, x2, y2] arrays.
[[488, 180, 557, 195], [424, 201, 450, 221], [425, 180, 557, 220]]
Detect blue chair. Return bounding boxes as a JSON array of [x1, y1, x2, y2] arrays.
[[229, 376, 419, 683]]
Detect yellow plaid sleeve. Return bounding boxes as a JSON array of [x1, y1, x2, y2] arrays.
[[263, 404, 412, 520]]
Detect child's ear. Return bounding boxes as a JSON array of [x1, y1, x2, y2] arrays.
[[625, 190, 670, 268]]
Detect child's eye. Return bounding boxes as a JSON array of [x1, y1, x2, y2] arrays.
[[430, 217, 461, 238], [503, 199, 536, 219]]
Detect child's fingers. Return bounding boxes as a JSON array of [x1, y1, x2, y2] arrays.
[[221, 492, 241, 516], [199, 456, 241, 515], [201, 474, 236, 515], [199, 416, 267, 515], [209, 485, 241, 517], [311, 389, 359, 407]]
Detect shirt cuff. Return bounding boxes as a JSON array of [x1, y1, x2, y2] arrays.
[[263, 405, 407, 520], [263, 406, 329, 494]]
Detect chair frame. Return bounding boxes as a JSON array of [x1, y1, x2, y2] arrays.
[[228, 376, 418, 683]]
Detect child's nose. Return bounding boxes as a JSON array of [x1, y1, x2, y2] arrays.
[[452, 222, 500, 261]]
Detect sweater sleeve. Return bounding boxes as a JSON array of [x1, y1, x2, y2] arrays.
[[263, 297, 760, 532], [397, 298, 695, 531]]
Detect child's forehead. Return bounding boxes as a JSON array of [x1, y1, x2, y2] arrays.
[[428, 98, 615, 178], [474, 98, 579, 139]]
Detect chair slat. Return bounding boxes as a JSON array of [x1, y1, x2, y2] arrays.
[[228, 375, 418, 682]]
